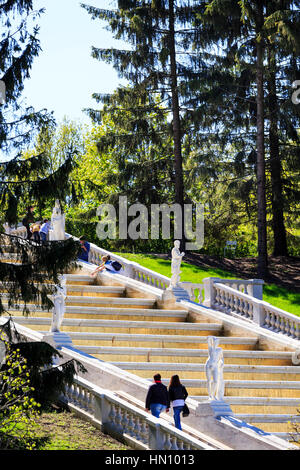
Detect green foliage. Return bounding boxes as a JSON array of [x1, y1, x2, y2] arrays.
[[0, 233, 80, 315], [0, 336, 41, 450], [0, 319, 86, 416], [0, 0, 53, 154]]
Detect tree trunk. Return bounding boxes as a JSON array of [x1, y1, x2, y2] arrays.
[[267, 44, 288, 256], [256, 3, 268, 278], [168, 0, 185, 251]]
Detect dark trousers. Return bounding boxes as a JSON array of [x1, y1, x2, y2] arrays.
[[33, 232, 40, 243], [25, 225, 32, 239]]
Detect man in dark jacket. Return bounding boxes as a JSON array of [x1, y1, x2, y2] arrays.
[[22, 206, 35, 240], [145, 373, 170, 418]]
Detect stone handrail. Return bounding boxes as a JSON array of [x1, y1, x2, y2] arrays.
[[64, 375, 212, 450], [210, 282, 300, 340], [216, 278, 264, 300], [180, 282, 204, 303], [65, 233, 171, 290]]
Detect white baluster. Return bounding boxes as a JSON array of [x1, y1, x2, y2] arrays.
[[127, 412, 135, 437], [140, 419, 149, 445], [133, 416, 142, 441], [265, 310, 271, 330], [109, 404, 117, 430], [170, 436, 179, 450], [164, 432, 172, 450], [121, 408, 129, 434], [115, 405, 123, 434]]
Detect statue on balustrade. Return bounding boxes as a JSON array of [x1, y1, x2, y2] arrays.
[[168, 240, 185, 289], [205, 336, 225, 401], [50, 276, 66, 333], [50, 200, 65, 241]]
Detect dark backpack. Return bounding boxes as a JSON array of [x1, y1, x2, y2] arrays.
[[111, 260, 122, 271]]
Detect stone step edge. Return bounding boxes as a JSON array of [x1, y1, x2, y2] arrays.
[[60, 331, 259, 343], [72, 345, 293, 358], [191, 396, 300, 405], [65, 296, 156, 304], [9, 316, 222, 329], [158, 379, 300, 389], [233, 414, 300, 423], [112, 362, 300, 373], [66, 285, 125, 292], [2, 304, 189, 316]]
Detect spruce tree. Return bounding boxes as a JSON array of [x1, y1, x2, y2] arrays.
[[81, 0, 205, 251], [199, 0, 300, 276], [0, 1, 80, 315]]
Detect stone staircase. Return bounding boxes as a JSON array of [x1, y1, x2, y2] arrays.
[[2, 266, 300, 442]]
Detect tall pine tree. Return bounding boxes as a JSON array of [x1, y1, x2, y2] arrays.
[[81, 0, 206, 250], [0, 0, 80, 315], [200, 0, 300, 276]]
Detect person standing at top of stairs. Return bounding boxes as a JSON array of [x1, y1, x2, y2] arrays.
[[22, 206, 35, 240], [78, 235, 90, 262]]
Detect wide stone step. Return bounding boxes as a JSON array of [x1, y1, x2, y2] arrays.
[[192, 396, 300, 406], [235, 413, 300, 423], [120, 362, 300, 380], [2, 305, 189, 323], [161, 379, 300, 398], [67, 332, 258, 350], [191, 396, 300, 415], [66, 284, 125, 297], [65, 274, 96, 285], [76, 345, 293, 366], [65, 295, 156, 309], [232, 414, 300, 433], [64, 306, 189, 322], [10, 316, 222, 336]]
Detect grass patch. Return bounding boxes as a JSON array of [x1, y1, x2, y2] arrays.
[[116, 252, 300, 316], [33, 410, 129, 450], [5, 410, 130, 451]]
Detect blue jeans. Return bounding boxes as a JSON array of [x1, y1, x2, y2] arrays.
[[173, 406, 184, 430], [40, 232, 47, 242], [150, 403, 166, 418]]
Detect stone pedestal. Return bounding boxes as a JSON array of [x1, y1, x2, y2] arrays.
[[42, 332, 73, 350], [196, 400, 234, 419], [166, 285, 190, 301]]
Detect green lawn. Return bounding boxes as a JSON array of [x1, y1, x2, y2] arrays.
[[116, 253, 300, 316], [1, 410, 129, 450]]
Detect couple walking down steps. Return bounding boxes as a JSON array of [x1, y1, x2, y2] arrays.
[[145, 374, 188, 431]]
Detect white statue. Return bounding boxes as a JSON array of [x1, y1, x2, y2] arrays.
[[50, 276, 66, 333], [168, 240, 185, 288], [0, 340, 6, 366], [292, 350, 300, 365], [205, 336, 225, 401], [50, 200, 65, 240], [3, 223, 11, 235]]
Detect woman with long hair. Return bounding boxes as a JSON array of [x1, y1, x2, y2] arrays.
[[168, 374, 188, 430]]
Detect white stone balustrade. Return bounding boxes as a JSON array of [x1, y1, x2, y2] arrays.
[[180, 282, 204, 303], [4, 224, 299, 344], [205, 280, 300, 341], [65, 233, 171, 289], [64, 375, 212, 450]]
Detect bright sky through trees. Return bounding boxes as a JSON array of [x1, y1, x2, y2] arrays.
[[22, 0, 126, 125]]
